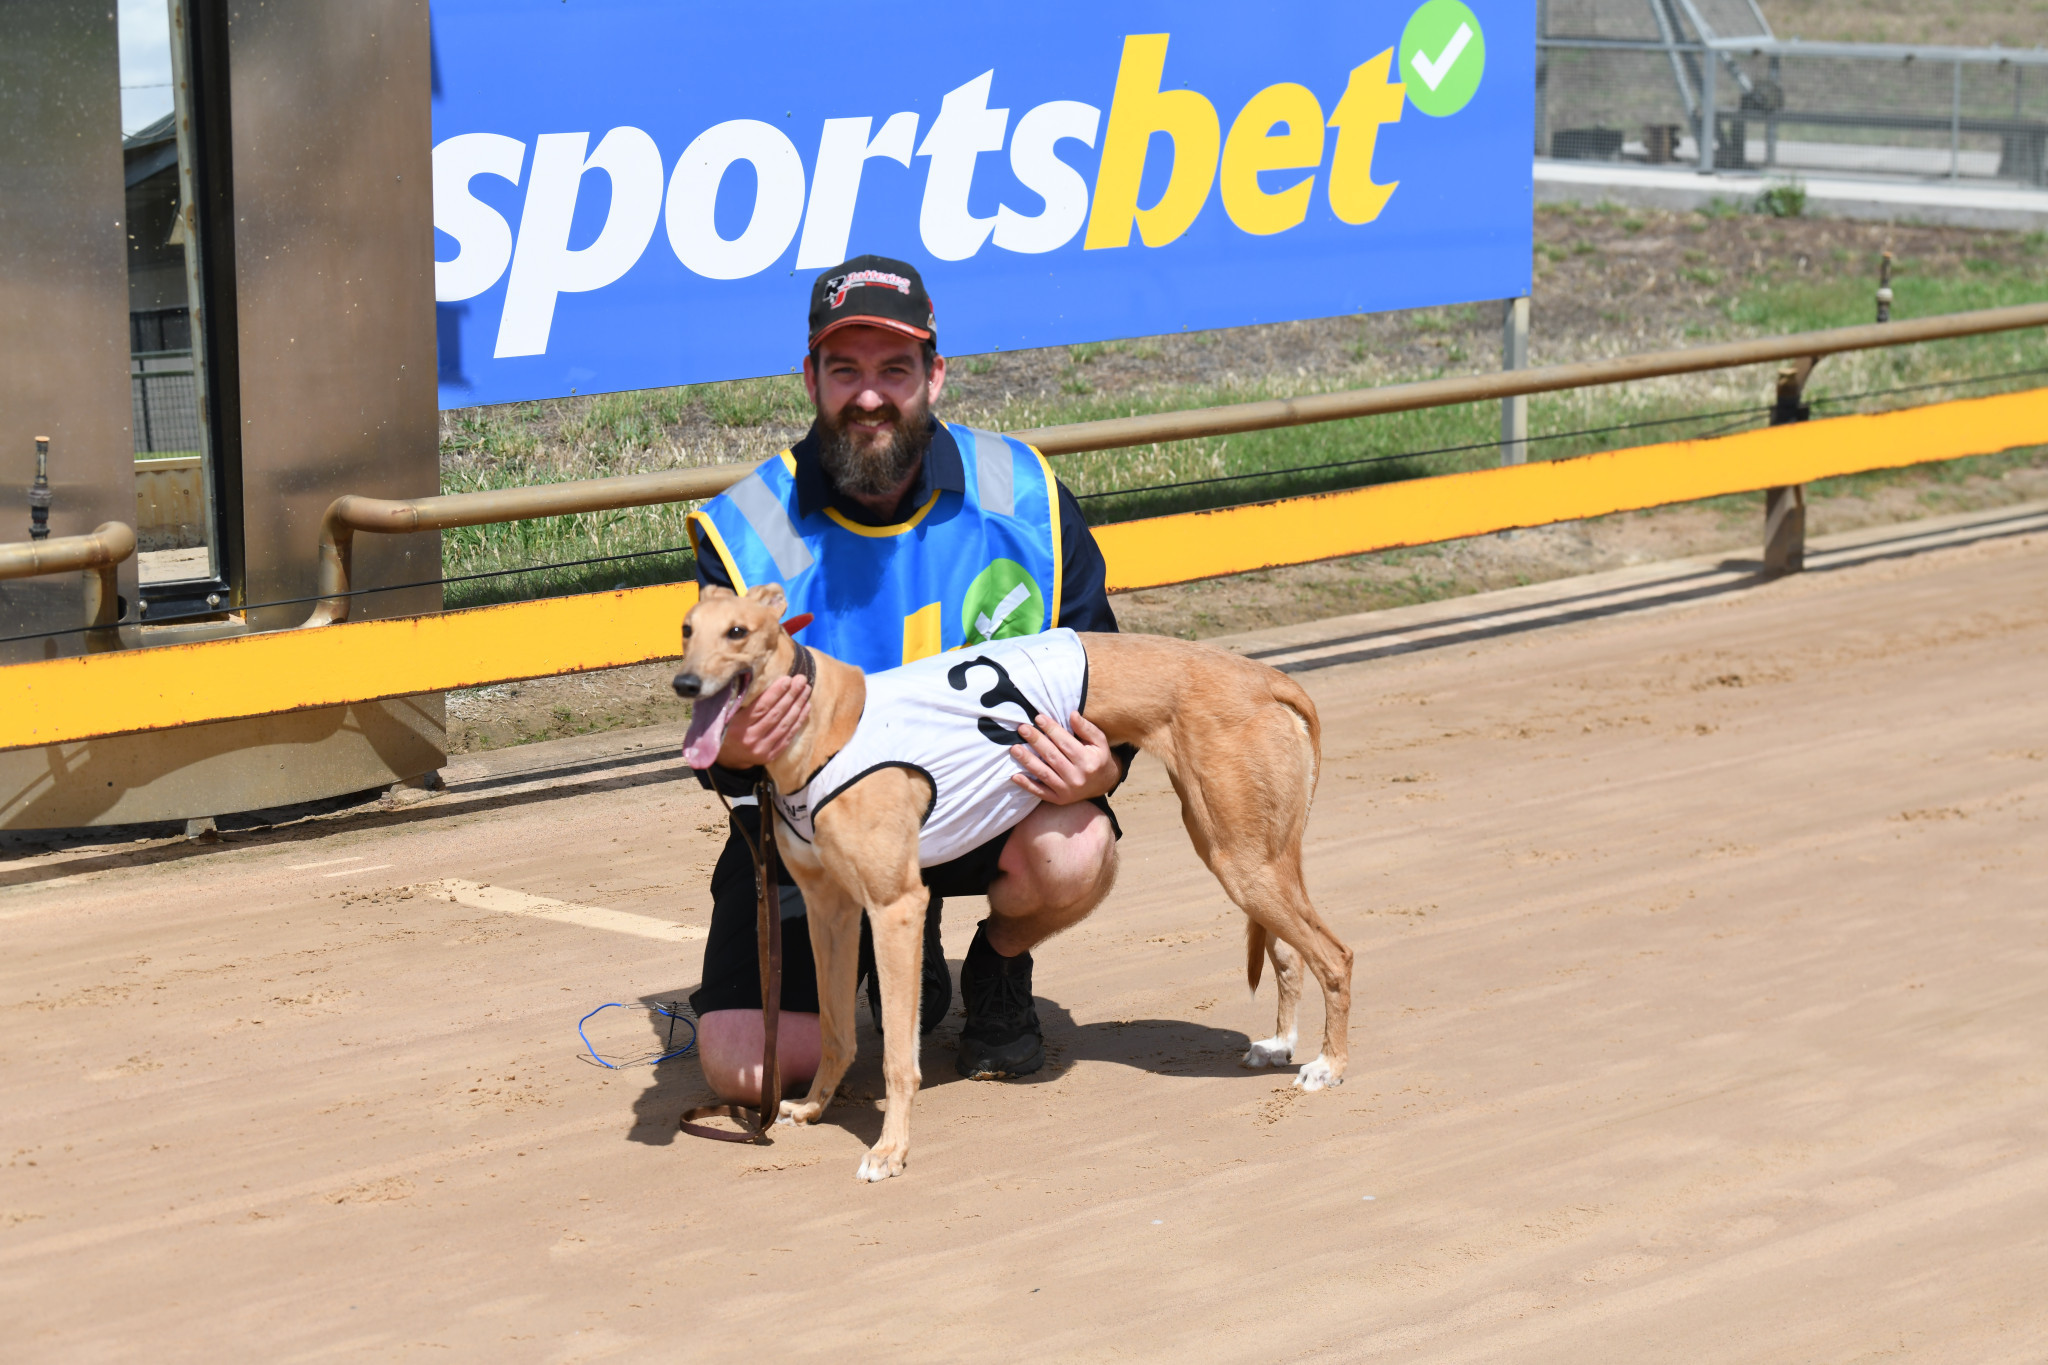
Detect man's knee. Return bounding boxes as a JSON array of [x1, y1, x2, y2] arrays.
[[997, 802, 1118, 912], [696, 1008, 822, 1105]]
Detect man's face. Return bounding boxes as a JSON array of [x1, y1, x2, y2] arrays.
[[803, 325, 949, 499]]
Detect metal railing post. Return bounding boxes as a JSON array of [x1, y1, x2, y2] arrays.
[[1951, 60, 1963, 181], [1698, 45, 1718, 173], [1766, 53, 1781, 166], [1762, 357, 1815, 577], [1500, 297, 1530, 466], [136, 365, 156, 453]]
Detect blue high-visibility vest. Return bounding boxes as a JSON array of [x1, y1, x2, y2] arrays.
[[685, 423, 1064, 673]]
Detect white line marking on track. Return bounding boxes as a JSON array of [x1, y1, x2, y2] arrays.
[[287, 856, 364, 870], [322, 864, 392, 877], [422, 878, 706, 942]]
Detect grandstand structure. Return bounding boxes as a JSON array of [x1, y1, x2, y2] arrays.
[[1538, 0, 2048, 185]]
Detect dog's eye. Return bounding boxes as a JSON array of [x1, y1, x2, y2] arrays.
[[725, 625, 748, 640], [681, 624, 693, 639]]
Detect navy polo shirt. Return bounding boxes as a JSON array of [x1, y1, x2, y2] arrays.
[[694, 418, 1120, 635]]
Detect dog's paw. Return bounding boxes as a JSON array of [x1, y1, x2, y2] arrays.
[[1293, 1055, 1342, 1092], [855, 1143, 908, 1183], [1242, 1035, 1296, 1068], [778, 1099, 823, 1127]]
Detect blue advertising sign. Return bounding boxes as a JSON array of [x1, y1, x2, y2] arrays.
[[431, 1, 1532, 410]]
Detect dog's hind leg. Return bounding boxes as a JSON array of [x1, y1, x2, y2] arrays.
[[1242, 926, 1302, 1068], [1211, 859, 1351, 1089], [1166, 702, 1353, 1090]]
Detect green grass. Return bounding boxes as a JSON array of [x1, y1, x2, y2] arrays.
[[437, 375, 822, 610], [1070, 234, 2048, 524], [438, 399, 706, 608], [435, 490, 699, 609], [1725, 241, 2048, 432], [437, 221, 2048, 610], [699, 375, 810, 428], [1755, 182, 1809, 219]]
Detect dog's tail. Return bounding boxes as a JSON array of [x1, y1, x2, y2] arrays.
[[1268, 670, 1322, 797], [1247, 919, 1268, 996]]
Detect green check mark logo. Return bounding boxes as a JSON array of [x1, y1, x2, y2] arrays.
[[1399, 0, 1486, 118], [961, 559, 1044, 645]]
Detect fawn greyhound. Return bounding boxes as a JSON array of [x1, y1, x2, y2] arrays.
[[673, 583, 1353, 1181]]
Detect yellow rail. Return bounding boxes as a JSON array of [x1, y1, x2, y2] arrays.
[[1093, 384, 2047, 588], [2, 385, 2042, 751]]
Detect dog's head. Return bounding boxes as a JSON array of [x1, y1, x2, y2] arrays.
[[674, 583, 792, 768]]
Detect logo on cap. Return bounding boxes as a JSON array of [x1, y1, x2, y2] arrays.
[[824, 269, 914, 309]]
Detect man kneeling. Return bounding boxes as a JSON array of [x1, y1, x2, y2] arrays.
[[682, 255, 1130, 1101]]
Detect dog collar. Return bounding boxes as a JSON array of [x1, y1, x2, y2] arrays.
[[789, 639, 817, 689]]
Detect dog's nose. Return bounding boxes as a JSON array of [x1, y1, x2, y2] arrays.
[[672, 672, 702, 699]]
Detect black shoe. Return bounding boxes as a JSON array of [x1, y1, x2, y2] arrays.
[[860, 898, 950, 1036], [956, 921, 1044, 1078]]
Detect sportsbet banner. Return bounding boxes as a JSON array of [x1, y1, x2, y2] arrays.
[[431, 1, 1533, 410]]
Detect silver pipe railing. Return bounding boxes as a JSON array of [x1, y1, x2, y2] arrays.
[[295, 299, 2048, 627], [0, 521, 137, 649]]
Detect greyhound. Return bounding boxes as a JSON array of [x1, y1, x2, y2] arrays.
[[673, 583, 1352, 1182]]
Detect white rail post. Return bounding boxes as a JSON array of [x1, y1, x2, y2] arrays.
[[1500, 296, 1529, 466]]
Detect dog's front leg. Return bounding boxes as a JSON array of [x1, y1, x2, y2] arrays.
[[809, 767, 934, 1182], [861, 883, 930, 1182], [779, 874, 861, 1128]]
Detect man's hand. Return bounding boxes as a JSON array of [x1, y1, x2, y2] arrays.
[[1008, 711, 1120, 804], [719, 674, 811, 768]]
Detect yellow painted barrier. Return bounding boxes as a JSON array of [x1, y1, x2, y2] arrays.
[[1094, 384, 2048, 589], [1, 386, 2042, 751], [0, 583, 697, 750]]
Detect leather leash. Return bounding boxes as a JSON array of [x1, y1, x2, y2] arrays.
[[677, 776, 783, 1144], [678, 635, 816, 1145]]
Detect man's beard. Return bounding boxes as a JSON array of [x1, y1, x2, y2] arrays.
[[817, 397, 933, 499]]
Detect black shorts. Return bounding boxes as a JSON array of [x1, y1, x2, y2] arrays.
[[686, 797, 1119, 1016]]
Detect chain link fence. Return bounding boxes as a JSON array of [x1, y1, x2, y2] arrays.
[[129, 306, 201, 456], [131, 350, 203, 456], [1537, 0, 2048, 186]]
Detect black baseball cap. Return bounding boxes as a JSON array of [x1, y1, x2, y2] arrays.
[[807, 255, 937, 350]]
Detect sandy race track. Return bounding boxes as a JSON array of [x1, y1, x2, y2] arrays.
[[3, 507, 2045, 1362]]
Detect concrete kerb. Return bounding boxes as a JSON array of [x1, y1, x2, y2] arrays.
[[1535, 159, 2048, 232]]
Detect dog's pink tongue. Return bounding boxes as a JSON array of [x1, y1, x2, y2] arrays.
[[681, 680, 738, 769]]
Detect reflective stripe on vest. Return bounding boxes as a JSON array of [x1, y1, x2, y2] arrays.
[[723, 467, 813, 580], [968, 426, 1013, 517]]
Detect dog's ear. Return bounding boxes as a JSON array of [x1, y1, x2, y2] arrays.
[[745, 583, 788, 616], [700, 584, 736, 601]]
